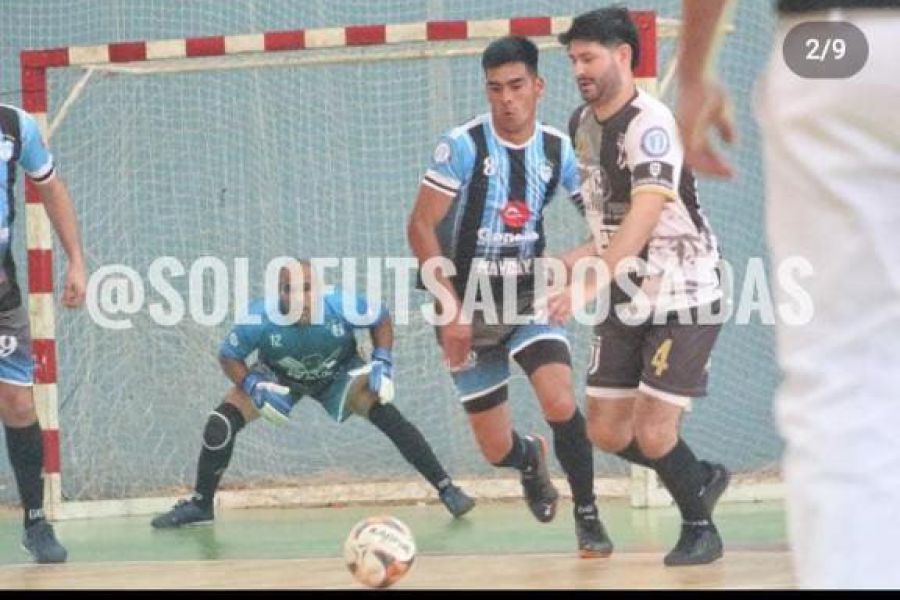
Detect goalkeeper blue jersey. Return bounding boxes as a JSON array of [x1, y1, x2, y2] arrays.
[[219, 290, 387, 394], [420, 113, 583, 299]]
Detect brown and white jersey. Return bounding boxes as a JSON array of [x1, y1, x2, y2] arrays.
[[569, 88, 722, 312]]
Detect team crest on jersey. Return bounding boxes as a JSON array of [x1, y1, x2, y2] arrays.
[[500, 200, 531, 229], [641, 127, 670, 157], [483, 156, 497, 177], [433, 142, 451, 164], [539, 160, 555, 183], [0, 137, 13, 162]]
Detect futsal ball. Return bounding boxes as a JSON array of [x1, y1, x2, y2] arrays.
[[343, 516, 416, 588]]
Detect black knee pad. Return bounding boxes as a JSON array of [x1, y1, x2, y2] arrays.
[[203, 403, 246, 451], [462, 385, 508, 414], [513, 339, 572, 377]]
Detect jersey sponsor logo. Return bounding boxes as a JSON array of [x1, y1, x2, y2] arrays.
[[499, 200, 531, 229], [433, 142, 451, 164], [477, 227, 540, 246], [641, 127, 670, 157], [276, 348, 343, 384], [482, 156, 497, 177], [539, 160, 555, 183], [472, 257, 534, 277]]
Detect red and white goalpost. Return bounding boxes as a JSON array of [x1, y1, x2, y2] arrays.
[[19, 12, 777, 521]]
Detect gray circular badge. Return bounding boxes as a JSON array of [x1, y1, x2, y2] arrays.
[[783, 21, 868, 79]]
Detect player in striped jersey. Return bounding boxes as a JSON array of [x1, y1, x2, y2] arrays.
[[408, 36, 612, 558], [0, 104, 86, 563]]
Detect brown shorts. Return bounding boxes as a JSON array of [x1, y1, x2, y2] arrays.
[[586, 304, 721, 408]]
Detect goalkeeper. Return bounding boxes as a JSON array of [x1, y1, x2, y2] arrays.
[[152, 260, 474, 527]]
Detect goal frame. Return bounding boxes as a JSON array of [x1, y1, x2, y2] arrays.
[[19, 12, 777, 521]]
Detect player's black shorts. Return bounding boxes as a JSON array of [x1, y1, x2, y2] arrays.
[[586, 303, 722, 409]]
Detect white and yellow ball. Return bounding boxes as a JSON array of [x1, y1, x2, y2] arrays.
[[343, 516, 416, 588]]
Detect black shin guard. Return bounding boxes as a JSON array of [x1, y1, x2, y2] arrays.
[[368, 403, 451, 491], [548, 410, 596, 507], [194, 403, 246, 509], [5, 423, 45, 527]]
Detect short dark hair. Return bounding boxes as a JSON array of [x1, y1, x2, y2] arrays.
[[481, 36, 539, 74], [557, 6, 640, 70]]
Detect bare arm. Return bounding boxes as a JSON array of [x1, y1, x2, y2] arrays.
[[407, 184, 459, 310], [558, 240, 598, 275], [548, 192, 668, 322], [678, 0, 732, 85], [407, 184, 471, 369], [36, 175, 86, 307], [676, 0, 737, 178], [370, 312, 394, 351], [219, 355, 250, 389]]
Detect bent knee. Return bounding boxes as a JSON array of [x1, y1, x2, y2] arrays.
[[224, 387, 258, 423], [633, 422, 678, 459]]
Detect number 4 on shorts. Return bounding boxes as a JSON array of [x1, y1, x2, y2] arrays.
[[651, 338, 673, 378]]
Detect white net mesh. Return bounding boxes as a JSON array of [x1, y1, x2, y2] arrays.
[[0, 1, 780, 504]]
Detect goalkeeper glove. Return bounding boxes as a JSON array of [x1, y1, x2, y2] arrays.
[[368, 347, 395, 404], [242, 372, 292, 426]]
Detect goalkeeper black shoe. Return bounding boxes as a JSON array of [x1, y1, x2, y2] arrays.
[[151, 495, 214, 529]]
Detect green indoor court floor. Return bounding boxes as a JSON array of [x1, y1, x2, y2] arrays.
[[0, 497, 792, 589]]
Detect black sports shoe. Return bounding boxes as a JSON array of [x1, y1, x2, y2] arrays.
[[151, 496, 214, 529], [699, 462, 731, 517], [439, 484, 476, 518], [520, 435, 559, 523], [574, 504, 614, 558], [663, 521, 723, 566], [22, 520, 68, 564]]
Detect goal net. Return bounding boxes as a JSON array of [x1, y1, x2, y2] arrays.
[[10, 4, 781, 518]]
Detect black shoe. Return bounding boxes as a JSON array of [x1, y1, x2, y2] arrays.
[[439, 484, 476, 518], [699, 462, 731, 517], [663, 522, 723, 566], [520, 435, 559, 523], [22, 520, 68, 564], [574, 504, 614, 558], [151, 496, 214, 529]]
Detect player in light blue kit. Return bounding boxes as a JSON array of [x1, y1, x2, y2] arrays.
[[152, 260, 474, 527], [1, 104, 87, 563]]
